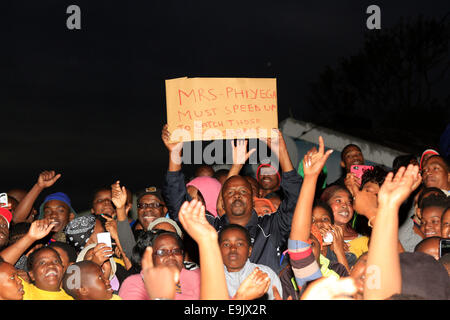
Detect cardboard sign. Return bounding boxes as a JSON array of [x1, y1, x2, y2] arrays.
[[165, 77, 278, 142]]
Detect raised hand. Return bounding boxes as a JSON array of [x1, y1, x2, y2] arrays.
[[87, 243, 114, 267], [231, 140, 256, 165], [162, 124, 183, 153], [141, 247, 180, 300], [303, 136, 333, 177], [377, 164, 421, 208], [352, 188, 378, 219], [102, 214, 119, 241], [37, 170, 61, 189], [27, 218, 57, 241], [301, 277, 356, 300], [111, 180, 127, 210], [344, 172, 360, 196], [233, 267, 271, 300], [179, 201, 228, 300], [178, 199, 217, 244], [260, 128, 281, 152]]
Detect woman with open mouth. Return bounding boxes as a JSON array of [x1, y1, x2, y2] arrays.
[[320, 185, 369, 268], [20, 246, 73, 300]]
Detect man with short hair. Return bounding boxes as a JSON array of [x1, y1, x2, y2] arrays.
[[161, 124, 302, 273], [329, 144, 365, 187], [421, 155, 450, 194]]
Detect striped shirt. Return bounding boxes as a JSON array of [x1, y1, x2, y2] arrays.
[[287, 239, 322, 289]]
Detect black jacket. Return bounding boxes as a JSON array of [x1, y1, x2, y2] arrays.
[[163, 169, 302, 274]]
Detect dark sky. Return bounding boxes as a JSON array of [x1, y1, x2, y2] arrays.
[[1, 0, 448, 210]]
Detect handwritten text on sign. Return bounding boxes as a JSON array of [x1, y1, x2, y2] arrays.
[[165, 77, 278, 142]]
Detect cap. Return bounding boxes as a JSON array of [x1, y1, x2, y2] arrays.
[[38, 192, 77, 219], [147, 217, 183, 238], [420, 149, 439, 169], [137, 187, 164, 204], [0, 208, 12, 228]]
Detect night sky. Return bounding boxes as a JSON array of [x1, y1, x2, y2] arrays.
[[1, 0, 448, 211]]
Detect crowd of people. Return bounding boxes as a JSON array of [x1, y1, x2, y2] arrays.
[[0, 125, 449, 300]]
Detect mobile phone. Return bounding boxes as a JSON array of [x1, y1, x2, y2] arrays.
[[323, 232, 334, 245], [97, 232, 112, 249], [0, 193, 8, 208], [350, 165, 374, 184], [439, 238, 450, 258]]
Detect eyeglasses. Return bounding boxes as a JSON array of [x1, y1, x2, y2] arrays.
[[153, 248, 184, 257], [137, 203, 164, 209], [95, 198, 113, 204]]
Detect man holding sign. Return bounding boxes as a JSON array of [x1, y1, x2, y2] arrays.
[[165, 77, 278, 143], [161, 77, 302, 274]]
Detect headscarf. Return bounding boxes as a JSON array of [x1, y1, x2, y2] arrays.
[[308, 224, 323, 250], [253, 197, 276, 215], [64, 214, 96, 251]]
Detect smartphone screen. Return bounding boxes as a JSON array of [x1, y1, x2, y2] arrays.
[[440, 238, 450, 258], [0, 193, 8, 208], [96, 232, 112, 248], [350, 165, 373, 183]]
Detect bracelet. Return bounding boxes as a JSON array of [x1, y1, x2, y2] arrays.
[[368, 216, 376, 228]]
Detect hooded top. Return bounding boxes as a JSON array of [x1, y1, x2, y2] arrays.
[[186, 176, 222, 217]]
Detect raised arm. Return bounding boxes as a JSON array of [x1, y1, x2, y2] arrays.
[[260, 129, 294, 173], [161, 124, 191, 221], [111, 181, 128, 222], [178, 199, 228, 300], [161, 124, 184, 172], [364, 164, 421, 300], [0, 218, 55, 264], [216, 140, 256, 217], [290, 136, 333, 241], [13, 171, 61, 223], [103, 214, 132, 270], [111, 181, 135, 261], [227, 139, 256, 178]]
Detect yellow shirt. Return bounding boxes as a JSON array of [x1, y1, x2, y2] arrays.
[[347, 236, 369, 258], [113, 257, 125, 268], [21, 278, 73, 300], [319, 254, 340, 280], [110, 294, 122, 300]]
